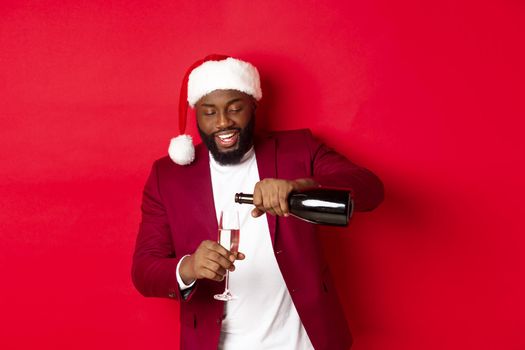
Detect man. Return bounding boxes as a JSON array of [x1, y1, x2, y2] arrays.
[[132, 55, 384, 350]]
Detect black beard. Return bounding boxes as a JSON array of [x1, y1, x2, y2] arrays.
[[198, 116, 255, 165]]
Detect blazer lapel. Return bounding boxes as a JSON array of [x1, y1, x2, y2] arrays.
[[254, 134, 277, 245], [187, 136, 277, 246], [185, 144, 218, 241]]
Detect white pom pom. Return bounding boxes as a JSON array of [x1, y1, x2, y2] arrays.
[[168, 134, 195, 165]]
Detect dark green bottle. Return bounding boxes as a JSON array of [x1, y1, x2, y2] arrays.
[[234, 188, 353, 226]]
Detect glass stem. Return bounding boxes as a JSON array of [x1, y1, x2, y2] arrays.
[[224, 270, 230, 292]]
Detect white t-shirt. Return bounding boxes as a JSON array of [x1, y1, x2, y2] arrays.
[[178, 147, 314, 349]]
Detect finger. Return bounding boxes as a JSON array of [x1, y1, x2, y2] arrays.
[[199, 266, 226, 281], [257, 203, 275, 216], [209, 241, 233, 259], [211, 271, 226, 282], [203, 259, 227, 276], [265, 208, 277, 216], [201, 240, 218, 250], [206, 250, 234, 269], [261, 193, 278, 216], [252, 207, 264, 217], [261, 194, 271, 213], [279, 188, 290, 216], [235, 252, 246, 260], [210, 241, 238, 262], [252, 184, 263, 207], [270, 190, 284, 216]]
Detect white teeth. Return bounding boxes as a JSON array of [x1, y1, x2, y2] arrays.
[[218, 133, 235, 140]]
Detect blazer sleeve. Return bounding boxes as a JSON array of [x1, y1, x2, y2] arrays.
[[305, 130, 384, 212], [131, 161, 194, 301]]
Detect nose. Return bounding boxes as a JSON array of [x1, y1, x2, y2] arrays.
[[216, 111, 234, 129]]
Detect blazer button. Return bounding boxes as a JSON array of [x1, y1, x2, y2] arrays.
[[275, 250, 283, 255]]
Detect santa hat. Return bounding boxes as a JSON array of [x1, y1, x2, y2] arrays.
[[168, 54, 262, 165]]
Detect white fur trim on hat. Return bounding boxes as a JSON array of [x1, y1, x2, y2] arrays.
[[187, 57, 262, 107], [168, 134, 195, 165]]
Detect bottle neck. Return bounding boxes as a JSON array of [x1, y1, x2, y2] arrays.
[[234, 193, 254, 204]]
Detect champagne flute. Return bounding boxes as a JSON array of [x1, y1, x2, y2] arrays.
[[213, 209, 240, 301]]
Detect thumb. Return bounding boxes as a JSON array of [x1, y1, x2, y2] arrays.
[[251, 208, 264, 218]]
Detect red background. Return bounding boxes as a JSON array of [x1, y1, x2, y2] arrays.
[[1, 1, 524, 349]]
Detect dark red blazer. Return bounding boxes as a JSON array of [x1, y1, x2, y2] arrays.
[[132, 129, 384, 350]]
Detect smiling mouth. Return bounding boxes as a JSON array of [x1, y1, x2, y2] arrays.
[[214, 130, 240, 149]]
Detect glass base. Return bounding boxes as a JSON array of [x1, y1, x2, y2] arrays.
[[214, 290, 237, 301]]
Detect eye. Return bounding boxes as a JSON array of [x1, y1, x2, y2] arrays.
[[228, 106, 243, 113], [203, 110, 216, 116]]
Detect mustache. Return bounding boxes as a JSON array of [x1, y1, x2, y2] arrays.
[[213, 127, 241, 136]]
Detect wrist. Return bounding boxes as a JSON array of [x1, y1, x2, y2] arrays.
[[292, 178, 318, 190], [179, 255, 196, 285]]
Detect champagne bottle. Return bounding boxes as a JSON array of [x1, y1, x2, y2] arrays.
[[235, 188, 353, 226]]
